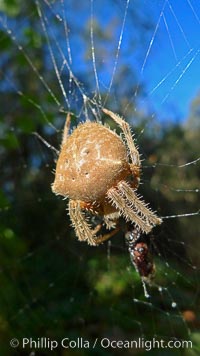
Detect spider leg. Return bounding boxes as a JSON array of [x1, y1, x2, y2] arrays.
[[102, 108, 140, 167], [94, 228, 119, 244], [61, 112, 72, 145], [104, 211, 120, 229], [68, 200, 119, 245], [69, 200, 96, 245], [103, 109, 162, 231], [117, 181, 162, 227], [107, 186, 152, 234]]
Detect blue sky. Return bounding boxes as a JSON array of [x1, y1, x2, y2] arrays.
[[1, 0, 200, 123], [141, 0, 200, 121], [77, 0, 200, 122]]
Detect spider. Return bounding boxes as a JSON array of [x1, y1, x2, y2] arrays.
[[52, 108, 162, 245]]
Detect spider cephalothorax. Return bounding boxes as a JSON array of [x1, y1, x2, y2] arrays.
[[52, 108, 162, 245]]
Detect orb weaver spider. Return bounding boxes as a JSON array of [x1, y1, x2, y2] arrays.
[[52, 108, 162, 246]]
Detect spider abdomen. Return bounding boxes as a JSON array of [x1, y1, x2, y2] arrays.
[[52, 122, 130, 202]]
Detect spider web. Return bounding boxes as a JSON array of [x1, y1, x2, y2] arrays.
[[0, 0, 200, 354]]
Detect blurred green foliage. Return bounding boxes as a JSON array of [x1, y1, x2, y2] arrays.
[[0, 0, 199, 355]]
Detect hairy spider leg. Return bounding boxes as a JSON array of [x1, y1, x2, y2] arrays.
[[103, 108, 162, 232], [102, 108, 141, 187], [94, 228, 119, 244], [107, 182, 162, 234], [102, 108, 140, 167], [69, 200, 119, 245], [61, 113, 72, 145], [107, 186, 152, 234], [103, 211, 120, 229], [118, 181, 162, 226], [69, 200, 93, 243]]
